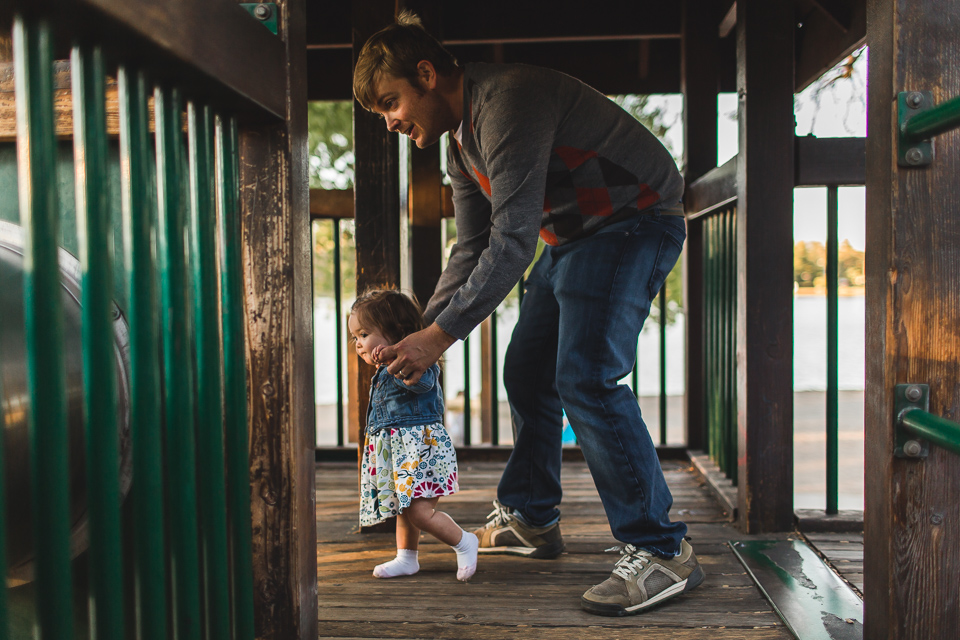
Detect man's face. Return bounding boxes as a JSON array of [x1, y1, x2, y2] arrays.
[[371, 67, 452, 148]]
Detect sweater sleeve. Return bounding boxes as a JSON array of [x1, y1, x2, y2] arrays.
[[431, 85, 555, 340]]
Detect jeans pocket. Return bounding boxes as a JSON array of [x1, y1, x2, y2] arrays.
[[647, 230, 683, 299]]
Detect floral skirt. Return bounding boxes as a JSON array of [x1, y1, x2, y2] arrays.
[[359, 423, 459, 527]]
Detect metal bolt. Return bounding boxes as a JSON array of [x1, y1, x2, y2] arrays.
[[254, 3, 272, 20], [905, 385, 923, 402], [906, 92, 924, 109], [905, 148, 924, 166], [903, 440, 923, 457], [931, 512, 944, 525]]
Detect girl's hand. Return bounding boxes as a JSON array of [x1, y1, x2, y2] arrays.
[[372, 344, 385, 364]]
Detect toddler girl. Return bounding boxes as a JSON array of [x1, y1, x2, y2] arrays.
[[349, 289, 478, 581]]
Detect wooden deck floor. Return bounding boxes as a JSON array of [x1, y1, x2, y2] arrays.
[[316, 458, 849, 639]]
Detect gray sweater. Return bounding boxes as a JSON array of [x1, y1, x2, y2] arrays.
[[424, 62, 684, 340]]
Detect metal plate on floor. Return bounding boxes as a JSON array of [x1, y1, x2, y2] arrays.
[[730, 539, 863, 640]]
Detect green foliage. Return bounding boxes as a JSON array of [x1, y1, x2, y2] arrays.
[[308, 101, 354, 189], [312, 219, 356, 301], [794, 239, 864, 287]]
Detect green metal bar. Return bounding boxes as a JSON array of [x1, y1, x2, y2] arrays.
[[718, 212, 729, 475], [120, 66, 168, 640], [334, 218, 345, 446], [464, 337, 471, 446], [900, 409, 960, 457], [491, 310, 499, 446], [902, 93, 960, 143], [156, 84, 202, 640], [704, 216, 715, 461], [188, 101, 231, 640], [658, 282, 667, 445], [825, 186, 839, 514], [76, 43, 125, 640], [217, 114, 256, 640], [0, 352, 8, 640], [13, 16, 74, 639], [728, 208, 738, 486]]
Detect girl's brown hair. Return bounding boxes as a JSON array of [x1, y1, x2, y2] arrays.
[[350, 289, 426, 345]]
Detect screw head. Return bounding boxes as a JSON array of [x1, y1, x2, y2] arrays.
[[931, 512, 944, 525], [905, 148, 925, 165], [254, 3, 272, 19], [906, 92, 924, 109], [905, 385, 923, 402], [903, 440, 923, 457]]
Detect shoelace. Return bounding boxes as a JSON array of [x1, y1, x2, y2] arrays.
[[609, 544, 653, 580], [484, 500, 513, 528]]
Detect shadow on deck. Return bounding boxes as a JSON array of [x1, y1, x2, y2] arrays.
[[316, 458, 858, 639]]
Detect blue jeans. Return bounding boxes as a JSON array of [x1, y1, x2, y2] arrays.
[[498, 210, 688, 557]]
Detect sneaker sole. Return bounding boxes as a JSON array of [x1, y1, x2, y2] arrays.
[[477, 539, 565, 559], [580, 564, 705, 617]]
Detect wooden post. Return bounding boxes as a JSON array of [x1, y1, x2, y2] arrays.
[[681, 0, 721, 451], [239, 0, 317, 638], [480, 317, 495, 444], [407, 144, 443, 311], [735, 0, 795, 532], [352, 2, 400, 531], [864, 0, 960, 637]]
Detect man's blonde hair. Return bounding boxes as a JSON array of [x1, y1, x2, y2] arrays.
[[353, 10, 459, 111]]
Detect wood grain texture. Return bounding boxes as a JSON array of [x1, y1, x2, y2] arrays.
[[864, 0, 960, 637], [240, 0, 316, 637], [735, 0, 796, 533], [316, 460, 797, 639]]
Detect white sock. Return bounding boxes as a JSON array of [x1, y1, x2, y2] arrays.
[[372, 549, 419, 578], [452, 530, 478, 582]]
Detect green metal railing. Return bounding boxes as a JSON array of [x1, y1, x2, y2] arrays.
[[899, 410, 960, 457], [901, 93, 960, 143], [702, 204, 738, 482], [1, 9, 256, 640]]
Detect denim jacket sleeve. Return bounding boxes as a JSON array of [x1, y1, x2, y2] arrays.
[[388, 365, 437, 395]]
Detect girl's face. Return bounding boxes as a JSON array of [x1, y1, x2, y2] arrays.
[[348, 314, 391, 366]]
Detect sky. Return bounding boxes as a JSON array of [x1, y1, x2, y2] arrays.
[[648, 47, 868, 251]]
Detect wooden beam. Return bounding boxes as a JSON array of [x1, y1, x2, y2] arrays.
[[309, 185, 454, 220], [685, 157, 738, 215], [794, 136, 866, 186], [407, 144, 443, 311], [239, 0, 316, 637], [681, 0, 723, 451], [735, 0, 795, 533], [352, 0, 400, 475], [864, 0, 960, 637], [795, 0, 866, 92], [7, 0, 286, 119]]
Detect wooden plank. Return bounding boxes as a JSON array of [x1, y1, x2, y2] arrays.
[[735, 0, 795, 533], [309, 188, 354, 219], [407, 144, 443, 310], [794, 136, 866, 186], [795, 0, 866, 92], [351, 0, 401, 520], [864, 0, 960, 637], [681, 0, 722, 451], [685, 157, 737, 215], [6, 0, 286, 119], [240, 0, 316, 638]]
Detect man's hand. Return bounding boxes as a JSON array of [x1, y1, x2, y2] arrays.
[[377, 323, 456, 385]]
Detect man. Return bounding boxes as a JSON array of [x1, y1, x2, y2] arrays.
[[355, 11, 703, 615]]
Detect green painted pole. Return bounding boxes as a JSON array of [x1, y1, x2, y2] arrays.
[[13, 16, 73, 639], [0, 354, 8, 640], [704, 217, 715, 461], [120, 66, 168, 640], [217, 115, 255, 640], [900, 409, 960, 457], [464, 338, 471, 446], [334, 218, 345, 446], [826, 186, 839, 514], [728, 209, 738, 486], [155, 84, 202, 640], [902, 93, 960, 142], [658, 282, 667, 445], [75, 44, 124, 640], [188, 102, 231, 640], [491, 311, 499, 446]]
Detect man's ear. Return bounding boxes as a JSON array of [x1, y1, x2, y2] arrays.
[[417, 60, 437, 89]]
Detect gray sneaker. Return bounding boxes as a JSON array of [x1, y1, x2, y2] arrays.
[[581, 539, 704, 615], [472, 500, 565, 559]]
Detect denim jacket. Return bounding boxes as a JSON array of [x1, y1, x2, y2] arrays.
[[366, 364, 444, 435]]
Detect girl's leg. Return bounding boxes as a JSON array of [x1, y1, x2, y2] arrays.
[[372, 513, 421, 578], [406, 498, 478, 581]]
